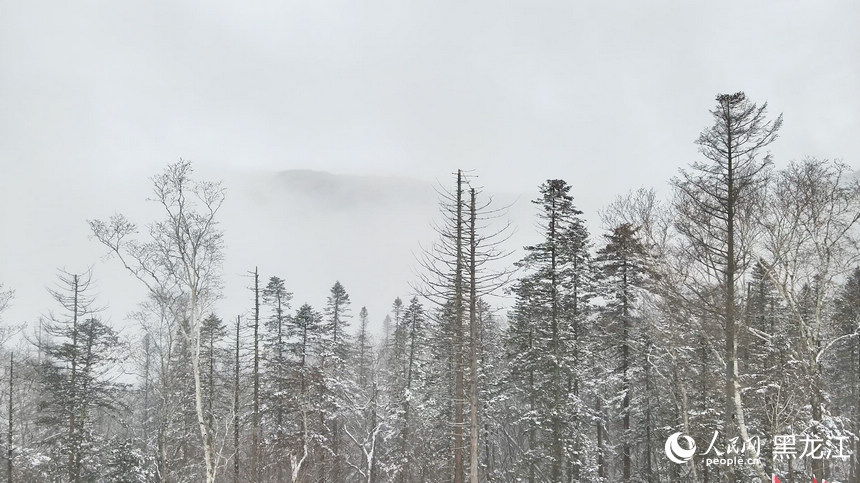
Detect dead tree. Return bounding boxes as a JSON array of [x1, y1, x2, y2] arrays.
[[415, 171, 512, 483]]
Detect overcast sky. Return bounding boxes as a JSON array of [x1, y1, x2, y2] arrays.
[[1, 1, 858, 334]]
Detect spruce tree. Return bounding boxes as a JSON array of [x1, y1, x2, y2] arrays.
[[507, 179, 593, 481], [261, 275, 293, 482], [37, 270, 125, 482], [595, 223, 654, 481]]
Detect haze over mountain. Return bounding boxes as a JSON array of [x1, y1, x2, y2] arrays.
[[0, 167, 572, 338], [3, 164, 857, 340], [220, 168, 447, 331], [3, 0, 857, 344]]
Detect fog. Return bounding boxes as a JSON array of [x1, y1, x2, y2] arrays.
[[2, 1, 858, 335]]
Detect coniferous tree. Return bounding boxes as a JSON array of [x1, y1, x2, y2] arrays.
[[261, 275, 293, 483], [416, 171, 512, 483], [200, 313, 228, 466], [416, 170, 467, 483], [5, 120, 860, 483], [834, 268, 860, 481], [36, 270, 125, 482], [595, 222, 654, 482], [6, 352, 12, 482], [320, 281, 351, 482], [507, 179, 593, 481], [673, 92, 782, 482], [291, 303, 323, 482], [389, 296, 426, 483], [233, 315, 242, 483], [355, 307, 373, 391], [345, 306, 381, 483]]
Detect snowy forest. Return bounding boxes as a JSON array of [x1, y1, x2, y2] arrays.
[[0, 92, 859, 483]]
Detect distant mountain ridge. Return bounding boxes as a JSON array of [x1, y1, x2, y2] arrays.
[[268, 169, 437, 209], [216, 169, 537, 333]]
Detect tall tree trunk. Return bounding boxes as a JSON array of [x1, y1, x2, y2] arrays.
[[453, 170, 465, 483], [69, 274, 80, 483], [192, 326, 216, 482], [854, 331, 860, 482], [468, 188, 480, 483], [331, 293, 340, 483], [723, 122, 769, 483], [568, 238, 583, 483], [700, 334, 711, 483], [672, 352, 698, 482], [156, 311, 173, 481], [621, 263, 631, 482], [401, 305, 420, 483], [208, 320, 215, 460], [724, 128, 738, 483], [369, 383, 379, 483], [528, 329, 536, 483], [276, 294, 285, 483], [182, 287, 218, 483], [234, 316, 241, 483], [644, 341, 654, 483], [7, 353, 12, 483], [252, 268, 260, 482], [548, 193, 564, 483], [143, 335, 151, 445], [810, 379, 826, 479]]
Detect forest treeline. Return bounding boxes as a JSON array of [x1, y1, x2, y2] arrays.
[[0, 92, 858, 482]]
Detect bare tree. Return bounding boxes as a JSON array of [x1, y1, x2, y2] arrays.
[[672, 92, 782, 482], [415, 170, 468, 483], [0, 285, 12, 318], [129, 293, 184, 479], [249, 267, 261, 483], [415, 171, 512, 483], [0, 285, 21, 348], [759, 158, 860, 480], [5, 352, 12, 483], [89, 160, 225, 482], [233, 315, 241, 483]]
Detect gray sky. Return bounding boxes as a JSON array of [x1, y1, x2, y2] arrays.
[[1, 1, 858, 335]]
